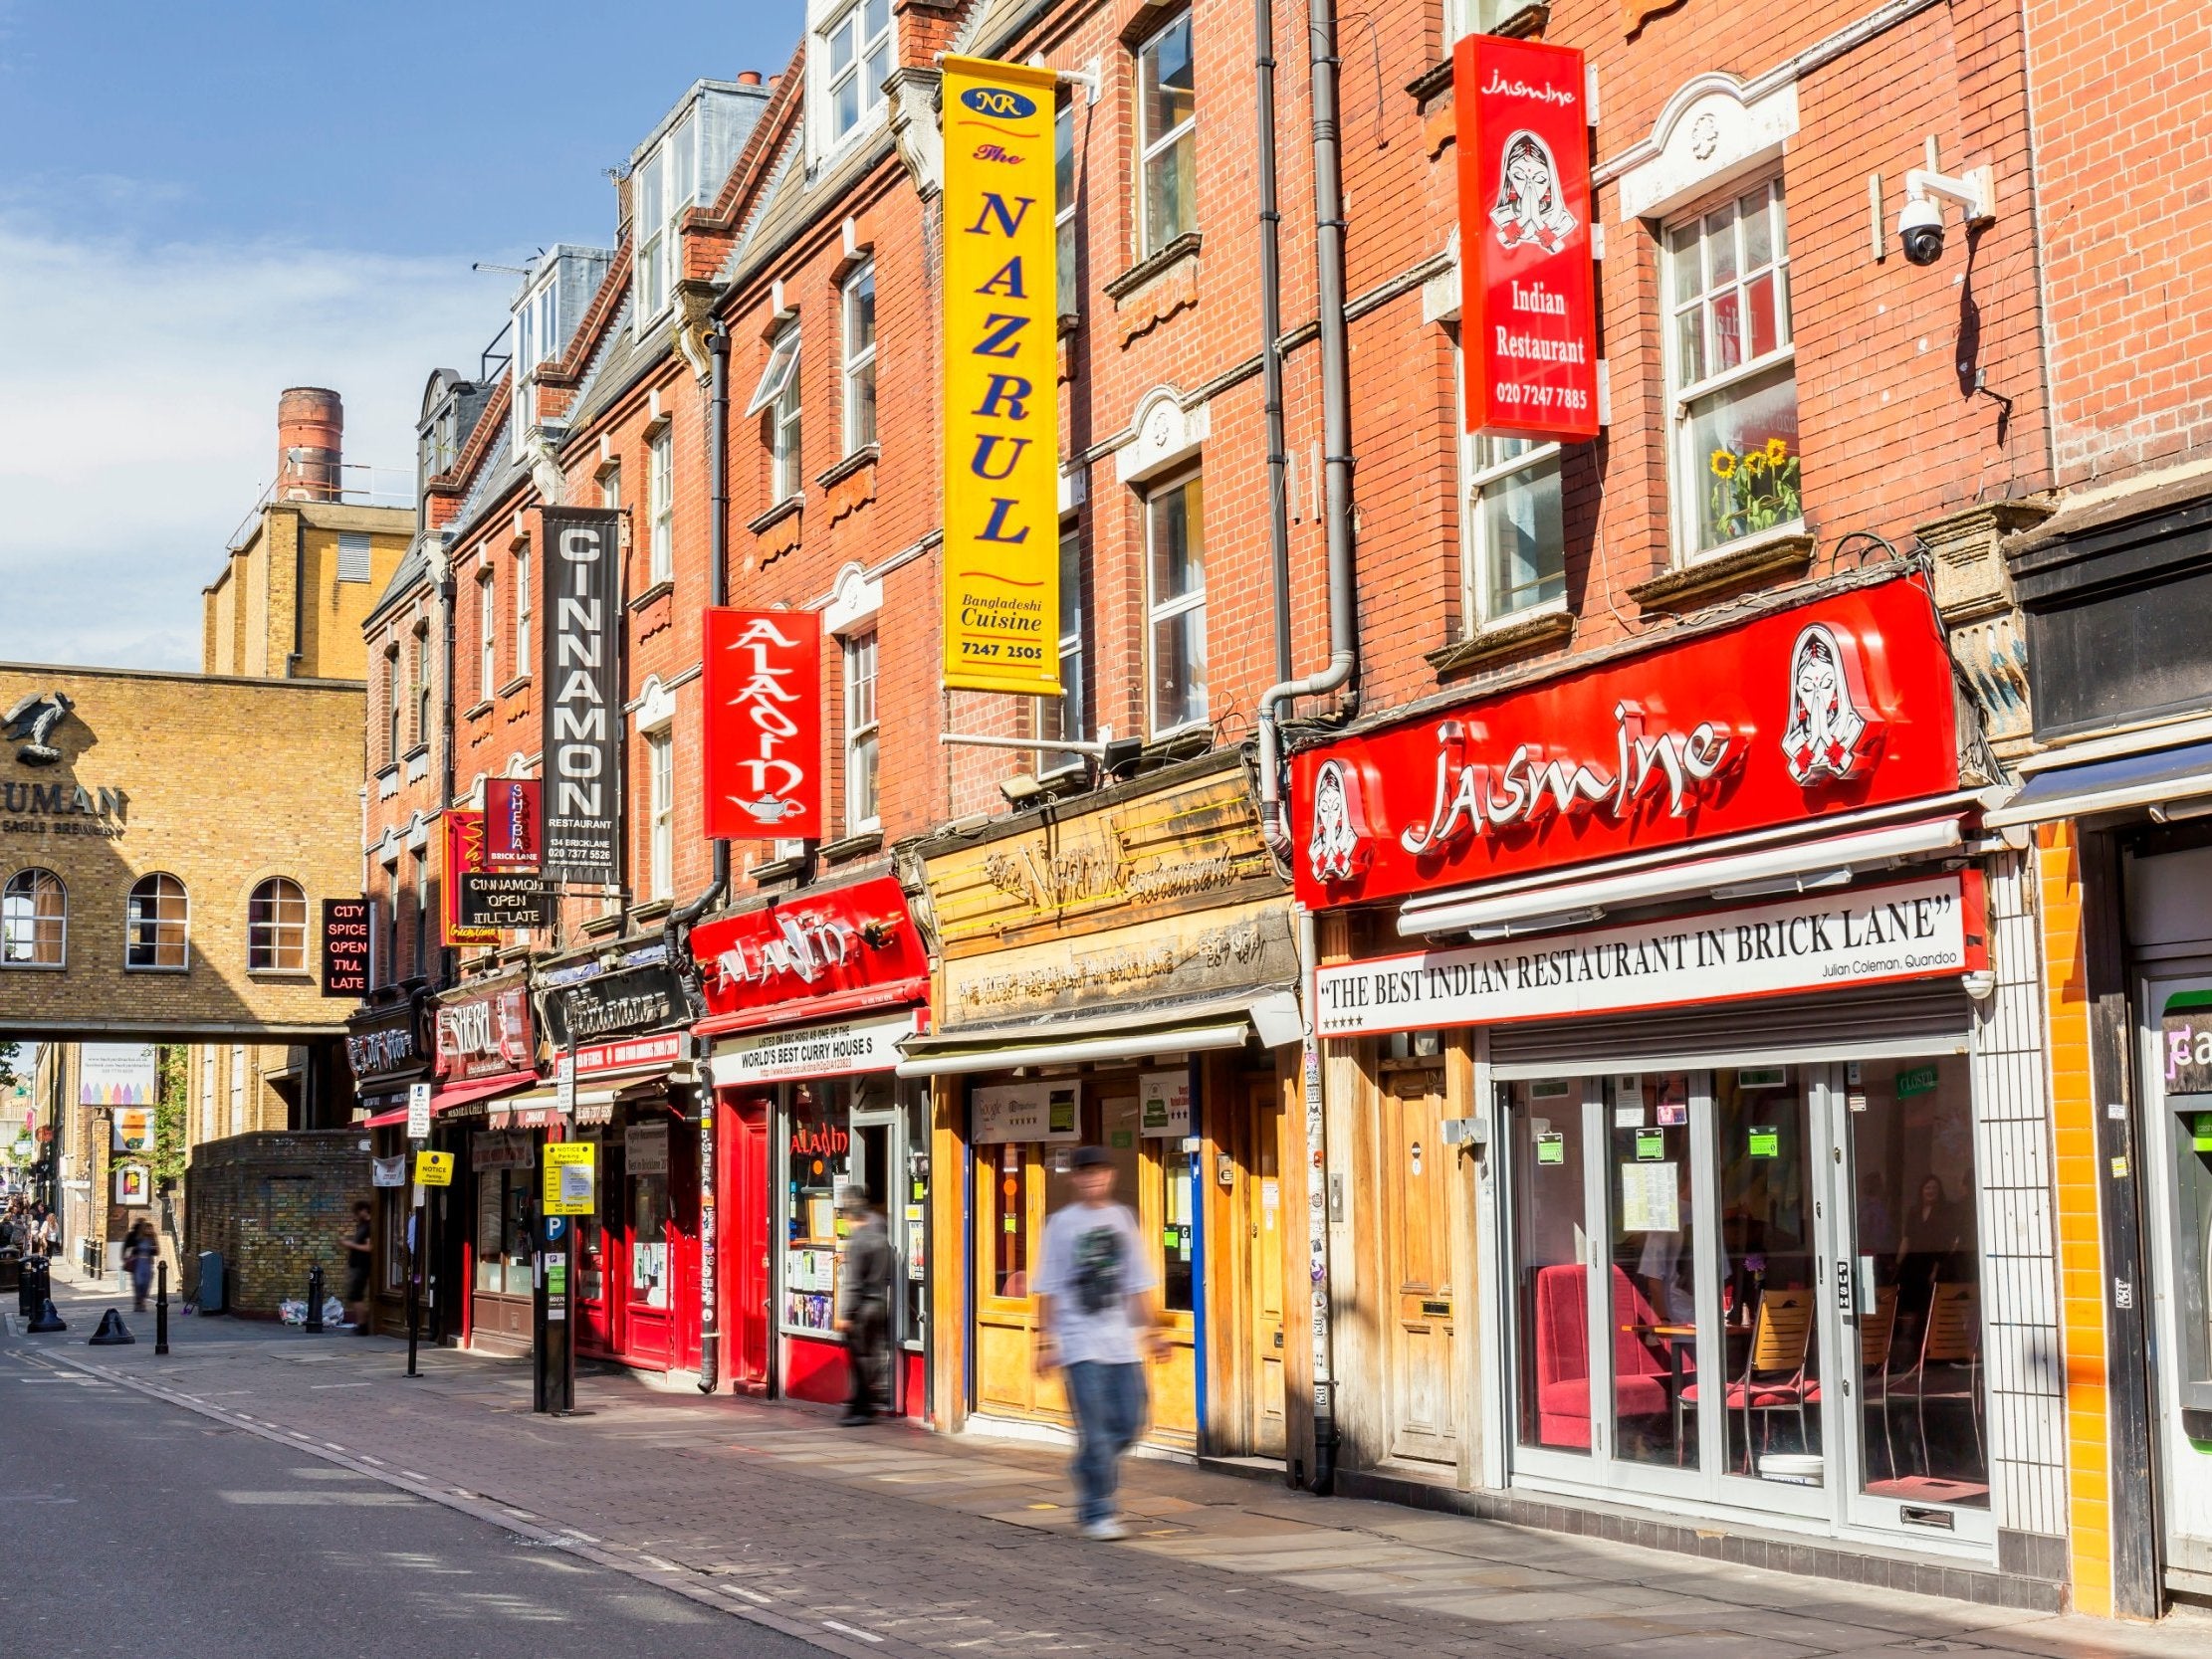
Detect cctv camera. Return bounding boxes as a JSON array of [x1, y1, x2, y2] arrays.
[[1897, 193, 1945, 266]]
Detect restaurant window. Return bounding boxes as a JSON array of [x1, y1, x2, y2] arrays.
[[1145, 471, 1207, 735], [1055, 98, 1079, 317], [647, 429, 674, 585], [630, 1153, 671, 1310], [841, 263, 877, 454], [818, 0, 892, 148], [1665, 177, 1798, 559], [474, 1155, 535, 1295], [784, 1079, 857, 1334], [124, 873, 189, 970], [1136, 13, 1197, 256], [0, 867, 65, 968], [1040, 523, 1086, 772], [844, 631, 880, 832], [647, 727, 674, 903], [246, 877, 307, 972]]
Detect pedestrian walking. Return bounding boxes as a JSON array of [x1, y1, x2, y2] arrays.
[[338, 1199, 374, 1333], [38, 1206, 59, 1259], [124, 1220, 158, 1312], [1033, 1145, 1164, 1542], [834, 1186, 896, 1425]]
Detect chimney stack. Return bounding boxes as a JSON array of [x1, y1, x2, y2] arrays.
[[277, 386, 343, 502], [737, 70, 763, 87]]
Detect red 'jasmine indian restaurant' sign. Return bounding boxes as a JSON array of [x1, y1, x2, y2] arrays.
[[1456, 35, 1600, 443], [1290, 575, 1963, 911]]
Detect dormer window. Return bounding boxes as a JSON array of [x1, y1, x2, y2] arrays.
[[818, 0, 892, 150], [512, 276, 560, 459], [634, 110, 699, 327]]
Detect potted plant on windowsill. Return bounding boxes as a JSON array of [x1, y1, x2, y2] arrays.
[[1707, 439, 1803, 544]]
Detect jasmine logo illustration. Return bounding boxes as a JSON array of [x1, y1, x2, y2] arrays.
[[1490, 130, 1578, 255], [1782, 623, 1880, 784]]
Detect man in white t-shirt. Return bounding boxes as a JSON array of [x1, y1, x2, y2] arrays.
[[1033, 1144, 1163, 1541]]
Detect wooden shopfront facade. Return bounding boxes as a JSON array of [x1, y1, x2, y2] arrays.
[[906, 755, 1306, 1462]]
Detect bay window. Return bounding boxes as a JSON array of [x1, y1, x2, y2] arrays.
[[1665, 178, 1798, 559]]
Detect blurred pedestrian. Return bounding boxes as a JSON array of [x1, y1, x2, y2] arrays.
[[123, 1219, 158, 1312], [1033, 1145, 1164, 1542], [834, 1186, 895, 1425], [338, 1199, 374, 1334], [37, 1205, 59, 1259]]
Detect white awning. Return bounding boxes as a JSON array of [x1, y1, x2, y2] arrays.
[[1397, 816, 1966, 941], [894, 989, 1303, 1079]]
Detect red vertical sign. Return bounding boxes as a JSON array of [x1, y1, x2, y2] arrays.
[[1456, 36, 1600, 442], [702, 607, 824, 841], [443, 810, 500, 946], [484, 777, 543, 870]]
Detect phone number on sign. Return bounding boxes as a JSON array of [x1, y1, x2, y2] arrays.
[[1491, 382, 1589, 412]]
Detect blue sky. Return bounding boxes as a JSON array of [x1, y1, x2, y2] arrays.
[[0, 0, 803, 670]]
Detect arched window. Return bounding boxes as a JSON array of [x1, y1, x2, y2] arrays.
[[247, 877, 308, 971], [1, 868, 66, 967], [125, 873, 189, 970]]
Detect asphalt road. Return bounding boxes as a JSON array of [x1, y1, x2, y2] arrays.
[[0, 1324, 818, 1659]]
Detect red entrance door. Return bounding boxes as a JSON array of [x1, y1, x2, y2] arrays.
[[724, 1092, 773, 1393]]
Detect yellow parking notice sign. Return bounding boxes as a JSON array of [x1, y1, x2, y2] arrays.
[[413, 1149, 455, 1187], [543, 1142, 595, 1216]]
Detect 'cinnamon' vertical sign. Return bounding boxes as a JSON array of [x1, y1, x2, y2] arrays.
[[1455, 36, 1600, 442]]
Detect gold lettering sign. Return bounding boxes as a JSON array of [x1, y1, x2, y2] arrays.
[[921, 766, 1281, 955]]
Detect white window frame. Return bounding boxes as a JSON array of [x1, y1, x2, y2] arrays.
[[645, 727, 675, 903], [631, 111, 697, 331], [1661, 175, 1799, 563], [477, 569, 496, 701], [414, 629, 432, 744], [1055, 98, 1079, 317], [599, 462, 621, 513], [841, 263, 877, 455], [1136, 12, 1198, 257], [843, 630, 880, 834], [513, 542, 533, 674], [384, 645, 402, 761], [816, 0, 893, 153], [512, 276, 560, 458], [1041, 522, 1086, 775], [247, 877, 308, 973], [647, 431, 674, 584], [124, 872, 190, 973], [229, 1044, 245, 1137], [747, 326, 804, 504], [0, 867, 66, 969], [1454, 335, 1566, 631], [1144, 469, 1208, 738]]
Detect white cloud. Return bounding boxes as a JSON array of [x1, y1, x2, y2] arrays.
[[0, 209, 500, 671]]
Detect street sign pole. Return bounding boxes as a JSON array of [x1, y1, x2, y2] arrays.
[[404, 1082, 432, 1378]]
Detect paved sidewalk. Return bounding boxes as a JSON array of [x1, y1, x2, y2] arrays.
[[11, 1279, 2206, 1659]]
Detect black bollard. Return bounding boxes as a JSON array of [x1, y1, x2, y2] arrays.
[[88, 1308, 134, 1347], [16, 1255, 35, 1320], [27, 1295, 66, 1334], [305, 1263, 325, 1332], [155, 1261, 169, 1355]]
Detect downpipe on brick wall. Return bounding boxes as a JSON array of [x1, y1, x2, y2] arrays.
[[1256, 0, 1292, 685], [1256, 0, 1358, 869], [666, 318, 731, 1396]]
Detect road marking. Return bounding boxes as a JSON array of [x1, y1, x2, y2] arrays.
[[310, 1382, 372, 1390], [820, 1619, 883, 1643], [725, 1586, 774, 1605]]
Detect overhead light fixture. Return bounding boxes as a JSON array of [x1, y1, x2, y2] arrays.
[[1466, 906, 1604, 943], [1710, 867, 1857, 902], [2149, 797, 2212, 825]]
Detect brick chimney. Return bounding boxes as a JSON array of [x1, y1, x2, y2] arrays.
[[737, 70, 763, 87], [276, 386, 343, 502]]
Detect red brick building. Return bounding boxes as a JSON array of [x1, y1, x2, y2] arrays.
[[338, 0, 2212, 1617]]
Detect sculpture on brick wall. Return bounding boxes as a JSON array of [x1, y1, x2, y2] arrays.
[[3, 691, 74, 766]]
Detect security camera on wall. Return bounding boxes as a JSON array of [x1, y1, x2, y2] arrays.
[[1895, 142, 1995, 267]]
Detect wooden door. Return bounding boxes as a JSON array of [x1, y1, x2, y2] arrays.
[[1380, 1066, 1459, 1468], [1245, 1077, 1288, 1457], [974, 1140, 1054, 1418]]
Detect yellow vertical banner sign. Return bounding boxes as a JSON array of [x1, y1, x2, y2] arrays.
[[941, 57, 1061, 696]]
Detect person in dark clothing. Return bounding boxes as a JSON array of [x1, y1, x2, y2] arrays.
[[338, 1200, 374, 1334], [123, 1220, 158, 1312], [834, 1187, 895, 1424]]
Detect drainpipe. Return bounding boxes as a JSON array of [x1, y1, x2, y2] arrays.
[[665, 318, 731, 1394], [435, 534, 457, 991], [1256, 0, 1359, 864], [1256, 0, 1291, 683]]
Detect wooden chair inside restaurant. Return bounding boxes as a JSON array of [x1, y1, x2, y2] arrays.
[[1808, 1283, 1898, 1478], [1684, 1287, 1815, 1472], [1893, 1280, 1981, 1475]]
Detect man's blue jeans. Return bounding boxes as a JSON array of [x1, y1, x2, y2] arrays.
[[1062, 1360, 1148, 1525]]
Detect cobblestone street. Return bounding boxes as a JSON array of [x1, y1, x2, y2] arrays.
[[11, 1279, 2205, 1659]]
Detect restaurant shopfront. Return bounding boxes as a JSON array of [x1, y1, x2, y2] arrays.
[[691, 874, 931, 1412], [346, 986, 436, 1341], [430, 975, 539, 1352], [1289, 572, 2070, 1599], [538, 950, 703, 1376], [906, 756, 1305, 1459]]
